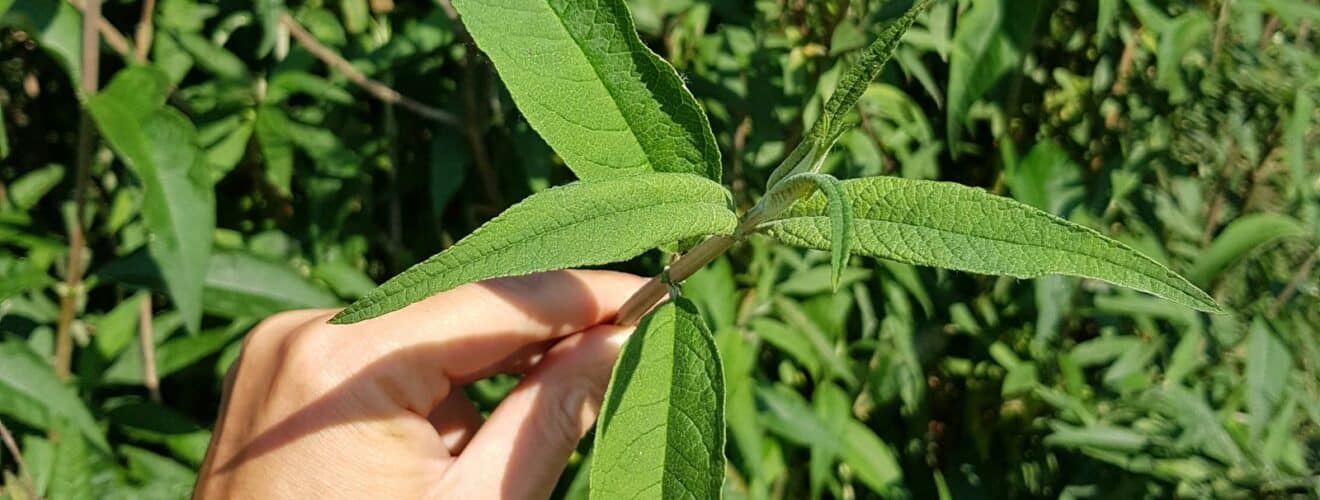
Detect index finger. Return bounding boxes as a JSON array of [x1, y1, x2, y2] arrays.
[[340, 269, 646, 382]]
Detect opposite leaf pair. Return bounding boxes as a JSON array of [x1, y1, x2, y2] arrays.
[[332, 0, 1220, 498]]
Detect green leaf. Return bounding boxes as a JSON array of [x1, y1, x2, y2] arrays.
[[0, 101, 7, 159], [1140, 386, 1246, 466], [818, 0, 930, 144], [254, 106, 296, 195], [755, 384, 901, 493], [0, 340, 110, 453], [591, 298, 725, 500], [47, 420, 93, 500], [762, 176, 1221, 313], [106, 400, 213, 466], [839, 419, 902, 493], [773, 296, 857, 387], [428, 133, 469, 216], [119, 446, 197, 497], [0, 1, 82, 86], [1283, 89, 1314, 200], [945, 0, 1004, 151], [103, 322, 249, 385], [339, 0, 369, 33], [334, 173, 736, 323], [203, 250, 341, 318], [171, 31, 252, 81], [1246, 319, 1291, 442], [1155, 12, 1211, 104], [760, 173, 853, 290], [715, 327, 764, 482], [750, 318, 820, 376], [265, 70, 354, 104], [682, 256, 738, 331], [766, 0, 929, 186], [1187, 213, 1309, 286], [87, 66, 215, 332], [4, 164, 64, 211], [92, 293, 148, 361], [95, 249, 341, 319], [452, 0, 720, 181], [1045, 424, 1149, 453]]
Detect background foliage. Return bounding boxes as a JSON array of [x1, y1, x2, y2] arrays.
[[1, 0, 1317, 498]]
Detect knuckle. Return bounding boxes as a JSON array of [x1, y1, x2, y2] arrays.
[[261, 312, 348, 398], [240, 310, 311, 359]]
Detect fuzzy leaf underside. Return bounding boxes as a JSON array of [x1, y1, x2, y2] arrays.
[[761, 173, 854, 290], [332, 174, 737, 323], [817, 0, 932, 144], [452, 0, 721, 181], [767, 0, 929, 187], [763, 176, 1220, 313], [591, 298, 725, 500]]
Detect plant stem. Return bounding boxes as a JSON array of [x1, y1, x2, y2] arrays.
[[614, 235, 736, 326], [0, 418, 38, 500], [54, 0, 102, 380], [280, 13, 461, 128], [65, 0, 135, 60], [436, 0, 505, 212], [612, 142, 827, 326], [1210, 0, 1230, 67], [133, 0, 157, 63], [1270, 246, 1318, 317], [139, 294, 161, 402]]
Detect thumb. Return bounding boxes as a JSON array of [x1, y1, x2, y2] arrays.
[[433, 324, 633, 499]]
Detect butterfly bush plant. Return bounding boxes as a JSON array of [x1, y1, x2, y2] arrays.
[[330, 0, 1220, 496]]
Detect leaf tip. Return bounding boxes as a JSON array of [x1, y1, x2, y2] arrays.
[[327, 306, 362, 325]]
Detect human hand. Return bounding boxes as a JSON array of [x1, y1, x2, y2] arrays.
[[193, 270, 646, 499]]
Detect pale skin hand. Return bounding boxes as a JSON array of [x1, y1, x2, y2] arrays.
[[194, 270, 646, 499]]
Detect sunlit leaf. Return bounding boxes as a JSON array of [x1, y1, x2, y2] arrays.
[[334, 173, 736, 323], [591, 298, 724, 500], [764, 176, 1220, 312], [452, 0, 720, 181]]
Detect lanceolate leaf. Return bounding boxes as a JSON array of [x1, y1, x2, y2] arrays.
[[1246, 319, 1292, 442], [762, 176, 1221, 312], [333, 174, 736, 323], [816, 0, 931, 145], [87, 66, 215, 332], [591, 298, 725, 500], [767, 0, 930, 187], [759, 173, 853, 290], [452, 0, 720, 181], [0, 340, 110, 453], [1186, 213, 1308, 287]]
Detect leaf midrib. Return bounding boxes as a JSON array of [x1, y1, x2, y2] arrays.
[[769, 205, 1198, 297], [542, 0, 666, 174], [352, 198, 731, 314], [444, 199, 729, 270]]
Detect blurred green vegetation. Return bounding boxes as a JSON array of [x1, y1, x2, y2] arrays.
[[1, 0, 1317, 498]]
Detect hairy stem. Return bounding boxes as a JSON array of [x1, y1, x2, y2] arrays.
[[55, 0, 102, 380], [614, 235, 737, 326]]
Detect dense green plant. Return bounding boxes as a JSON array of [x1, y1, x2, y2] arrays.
[[1, 0, 1316, 498], [326, 0, 1220, 494]]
